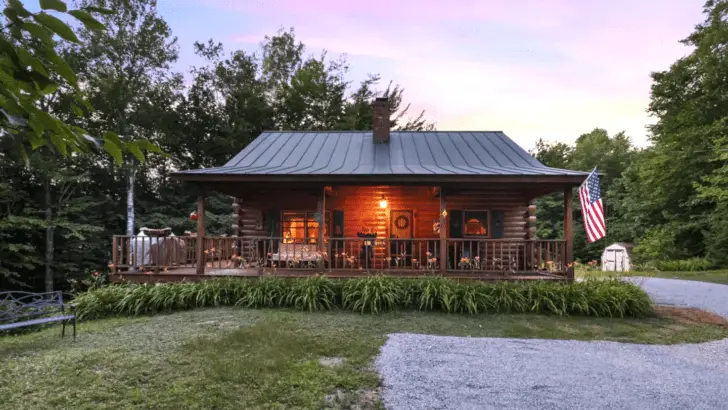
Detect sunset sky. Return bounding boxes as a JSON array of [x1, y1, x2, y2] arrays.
[[161, 0, 705, 150]]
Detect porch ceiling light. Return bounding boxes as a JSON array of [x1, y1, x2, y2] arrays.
[[379, 195, 388, 209], [441, 209, 447, 217]]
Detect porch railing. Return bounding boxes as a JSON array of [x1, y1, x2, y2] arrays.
[[447, 239, 567, 274], [201, 237, 442, 272], [111, 235, 198, 272], [111, 235, 568, 276]]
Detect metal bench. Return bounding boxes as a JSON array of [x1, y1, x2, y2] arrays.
[[0, 291, 76, 338]]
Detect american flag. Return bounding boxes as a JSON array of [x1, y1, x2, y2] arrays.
[[578, 168, 606, 243]]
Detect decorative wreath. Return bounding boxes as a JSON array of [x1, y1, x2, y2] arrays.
[[394, 215, 410, 230]]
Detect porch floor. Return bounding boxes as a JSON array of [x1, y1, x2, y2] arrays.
[[111, 266, 566, 283]]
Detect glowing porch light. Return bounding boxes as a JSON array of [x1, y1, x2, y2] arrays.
[[379, 195, 388, 209]]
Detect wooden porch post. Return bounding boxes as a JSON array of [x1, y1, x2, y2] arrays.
[[564, 187, 574, 280], [319, 188, 325, 252], [196, 194, 206, 275], [439, 188, 447, 274]]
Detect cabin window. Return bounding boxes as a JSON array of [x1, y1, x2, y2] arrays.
[[281, 211, 330, 244], [463, 210, 489, 237]]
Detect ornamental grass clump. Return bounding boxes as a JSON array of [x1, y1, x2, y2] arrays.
[[72, 275, 653, 320], [578, 278, 653, 318], [235, 276, 285, 308], [341, 274, 401, 313], [407, 276, 455, 311], [283, 275, 338, 312]]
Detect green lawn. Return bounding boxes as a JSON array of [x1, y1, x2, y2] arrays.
[[2, 308, 727, 410], [578, 269, 728, 285]]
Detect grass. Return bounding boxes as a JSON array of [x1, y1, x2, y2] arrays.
[[2, 308, 728, 409], [578, 269, 728, 285]]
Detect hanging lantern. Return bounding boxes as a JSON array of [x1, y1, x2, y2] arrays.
[[190, 211, 198, 221], [379, 195, 388, 209]]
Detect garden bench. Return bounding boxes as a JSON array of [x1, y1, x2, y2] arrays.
[[0, 291, 76, 339]]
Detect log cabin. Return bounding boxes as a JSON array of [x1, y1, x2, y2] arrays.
[[110, 97, 588, 282]]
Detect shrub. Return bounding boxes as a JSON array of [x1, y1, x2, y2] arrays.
[[652, 257, 714, 272], [72, 275, 653, 320]]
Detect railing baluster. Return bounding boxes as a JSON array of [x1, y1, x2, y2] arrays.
[[109, 235, 569, 278]]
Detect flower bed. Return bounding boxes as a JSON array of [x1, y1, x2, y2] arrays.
[[72, 275, 653, 319]]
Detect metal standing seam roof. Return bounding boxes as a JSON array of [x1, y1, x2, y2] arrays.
[[174, 131, 589, 177]]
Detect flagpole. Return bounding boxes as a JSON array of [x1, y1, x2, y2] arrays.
[[579, 167, 597, 189]]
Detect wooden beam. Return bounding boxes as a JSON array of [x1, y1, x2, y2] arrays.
[[319, 189, 325, 252], [564, 187, 574, 280], [196, 195, 206, 275], [439, 188, 447, 274]]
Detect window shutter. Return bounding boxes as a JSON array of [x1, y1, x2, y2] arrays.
[[449, 210, 463, 238], [332, 210, 344, 238], [492, 211, 505, 239]]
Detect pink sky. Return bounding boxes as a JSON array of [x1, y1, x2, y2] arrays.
[[169, 0, 706, 148]]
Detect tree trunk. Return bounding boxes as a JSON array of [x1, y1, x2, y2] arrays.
[[44, 178, 55, 292], [126, 163, 136, 237]]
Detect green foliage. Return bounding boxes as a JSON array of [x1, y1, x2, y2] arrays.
[[0, 0, 157, 164], [632, 227, 684, 263], [705, 203, 728, 267], [1, 12, 434, 290], [408, 276, 455, 311], [532, 128, 638, 262], [652, 258, 715, 272], [284, 275, 339, 312], [607, 0, 728, 262], [73, 276, 654, 320], [234, 276, 284, 308], [341, 275, 401, 313], [71, 285, 127, 319]]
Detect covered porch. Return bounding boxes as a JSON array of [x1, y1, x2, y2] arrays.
[[110, 180, 578, 282]]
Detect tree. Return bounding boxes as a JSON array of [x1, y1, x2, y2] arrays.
[[0, 0, 158, 164], [0, 22, 435, 290], [615, 0, 728, 264], [73, 0, 177, 238], [531, 128, 637, 261]]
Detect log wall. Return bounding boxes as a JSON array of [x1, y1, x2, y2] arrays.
[[233, 185, 534, 244], [445, 187, 531, 240]]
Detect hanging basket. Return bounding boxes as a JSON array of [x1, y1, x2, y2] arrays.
[[189, 211, 198, 221]]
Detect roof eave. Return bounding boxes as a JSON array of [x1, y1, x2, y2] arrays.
[[170, 172, 588, 186]]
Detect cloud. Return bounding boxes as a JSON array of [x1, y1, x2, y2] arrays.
[[195, 0, 705, 148]]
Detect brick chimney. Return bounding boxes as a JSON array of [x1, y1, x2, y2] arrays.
[[372, 97, 390, 143]]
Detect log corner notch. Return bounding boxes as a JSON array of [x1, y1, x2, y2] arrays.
[[527, 203, 537, 240], [196, 195, 206, 275], [231, 198, 241, 234], [563, 187, 574, 280]]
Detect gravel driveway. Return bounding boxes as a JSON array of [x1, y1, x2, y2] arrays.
[[623, 276, 728, 318], [375, 334, 728, 410], [375, 278, 728, 410]]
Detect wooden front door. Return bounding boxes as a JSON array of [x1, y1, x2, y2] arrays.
[[390, 210, 414, 238], [389, 210, 414, 267]]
